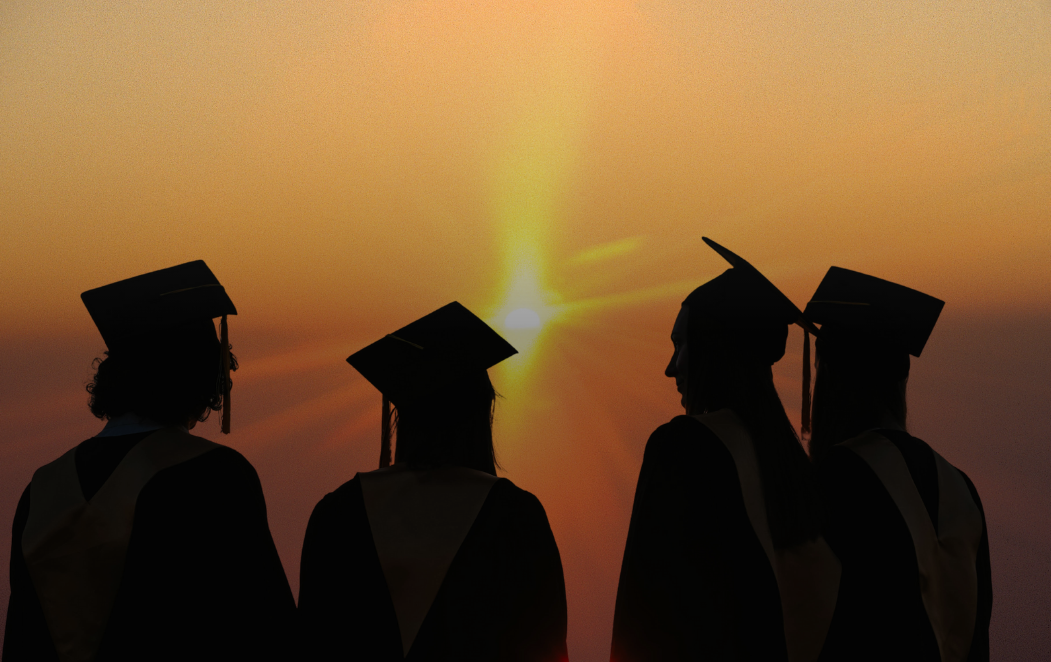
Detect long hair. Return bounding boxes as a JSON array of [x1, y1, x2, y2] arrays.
[[686, 310, 823, 550], [391, 369, 498, 475], [808, 335, 909, 465], [87, 319, 237, 427]]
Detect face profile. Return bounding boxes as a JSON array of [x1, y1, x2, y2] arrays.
[[614, 238, 838, 662], [665, 304, 690, 411]]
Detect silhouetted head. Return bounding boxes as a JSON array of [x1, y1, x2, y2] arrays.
[[391, 365, 498, 475], [87, 319, 238, 427], [808, 330, 910, 464], [670, 269, 792, 415], [348, 302, 517, 476], [81, 260, 239, 431], [805, 267, 944, 463]]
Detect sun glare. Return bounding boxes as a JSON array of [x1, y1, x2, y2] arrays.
[[505, 308, 542, 329], [491, 262, 563, 376]]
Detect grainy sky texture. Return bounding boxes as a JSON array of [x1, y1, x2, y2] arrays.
[[2, 1, 1050, 659]]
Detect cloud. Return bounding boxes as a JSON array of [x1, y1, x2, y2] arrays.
[[566, 236, 644, 266]]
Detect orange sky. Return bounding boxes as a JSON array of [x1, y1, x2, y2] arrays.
[[2, 2, 1050, 659]]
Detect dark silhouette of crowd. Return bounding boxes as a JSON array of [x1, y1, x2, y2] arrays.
[[4, 243, 990, 661]]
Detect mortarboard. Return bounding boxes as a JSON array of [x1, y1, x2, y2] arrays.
[[699, 237, 818, 435], [347, 301, 517, 468], [81, 260, 237, 433], [701, 237, 818, 333], [804, 267, 944, 358], [81, 261, 236, 349]]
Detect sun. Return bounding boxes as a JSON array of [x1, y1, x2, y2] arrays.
[[504, 308, 541, 329], [490, 260, 563, 378]]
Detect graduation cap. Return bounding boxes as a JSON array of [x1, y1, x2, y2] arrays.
[[347, 302, 517, 468], [698, 237, 818, 435], [702, 237, 818, 333], [804, 267, 944, 358], [81, 261, 237, 433]]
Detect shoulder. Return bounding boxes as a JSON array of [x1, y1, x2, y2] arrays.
[[197, 441, 256, 469], [307, 475, 364, 525], [815, 439, 882, 479], [10, 483, 32, 538], [842, 428, 934, 463], [880, 429, 936, 462], [481, 480, 563, 562], [903, 431, 974, 489], [644, 415, 725, 464], [816, 442, 883, 497], [896, 432, 934, 453], [911, 436, 985, 514], [141, 441, 266, 512], [823, 429, 926, 467], [954, 467, 985, 514], [175, 442, 261, 485], [329, 473, 364, 500], [821, 441, 870, 470], [16, 482, 31, 508], [482, 479, 555, 530], [639, 416, 734, 490], [490, 478, 543, 509]]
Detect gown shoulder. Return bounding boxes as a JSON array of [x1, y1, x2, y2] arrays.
[[4, 434, 295, 662], [817, 430, 990, 662], [612, 415, 785, 662], [105, 439, 295, 662], [299, 471, 568, 661], [642, 415, 728, 466]]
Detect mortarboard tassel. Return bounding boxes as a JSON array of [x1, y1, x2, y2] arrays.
[[801, 327, 811, 439], [380, 395, 392, 468], [221, 314, 232, 434]]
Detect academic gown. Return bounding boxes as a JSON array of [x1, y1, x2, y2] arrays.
[[297, 475, 568, 661], [611, 415, 791, 662], [3, 431, 296, 662], [816, 429, 992, 662]]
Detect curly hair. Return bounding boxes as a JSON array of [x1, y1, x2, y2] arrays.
[[87, 319, 238, 427]]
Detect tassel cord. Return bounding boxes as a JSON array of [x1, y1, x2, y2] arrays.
[[801, 328, 812, 439], [220, 315, 232, 434]]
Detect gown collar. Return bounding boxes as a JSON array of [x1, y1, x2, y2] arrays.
[[96, 413, 183, 438]]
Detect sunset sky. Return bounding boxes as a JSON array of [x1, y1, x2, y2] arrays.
[[2, 1, 1049, 659]]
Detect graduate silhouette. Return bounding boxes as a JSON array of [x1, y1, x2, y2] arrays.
[[611, 238, 840, 662], [806, 268, 991, 662], [3, 261, 295, 662], [298, 302, 568, 661]]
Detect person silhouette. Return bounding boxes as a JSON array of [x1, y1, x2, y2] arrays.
[[611, 238, 840, 662], [805, 268, 991, 662], [297, 302, 568, 661], [2, 261, 295, 662]]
